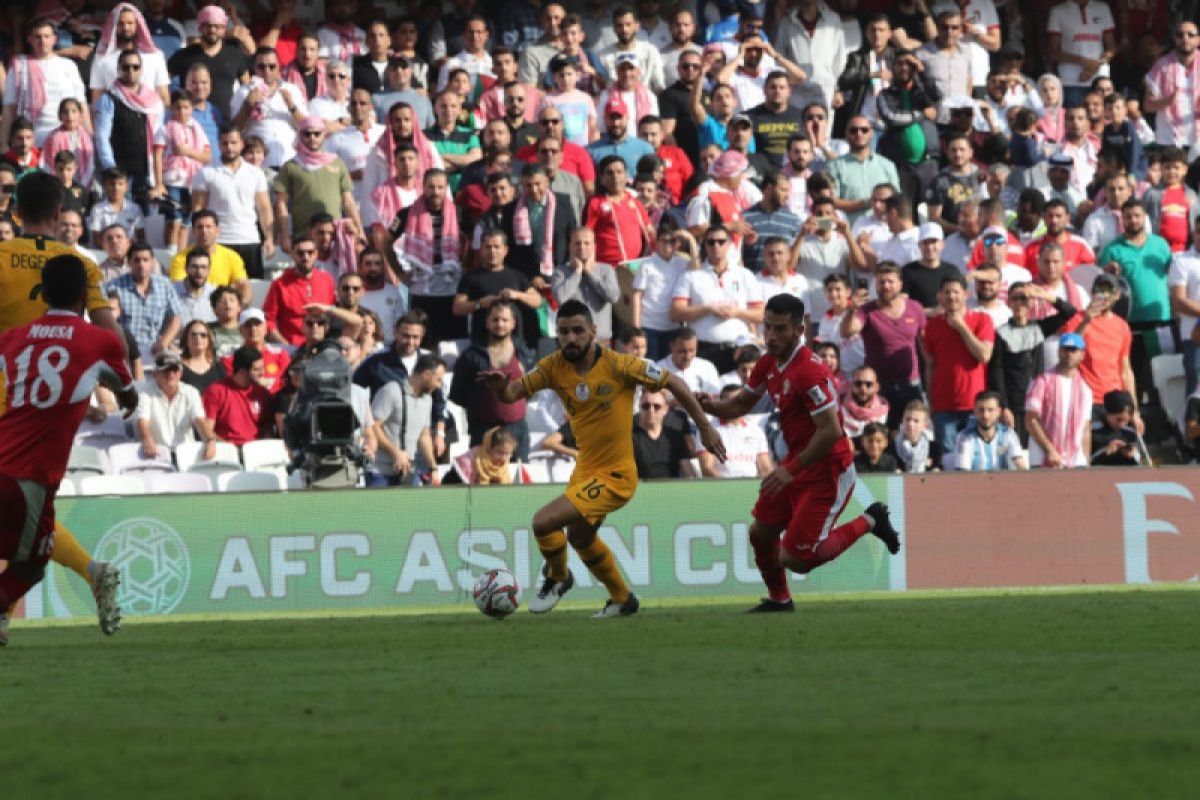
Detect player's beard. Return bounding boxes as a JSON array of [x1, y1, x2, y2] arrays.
[[560, 338, 591, 362]]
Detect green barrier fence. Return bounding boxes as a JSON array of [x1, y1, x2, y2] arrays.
[[22, 476, 902, 620]]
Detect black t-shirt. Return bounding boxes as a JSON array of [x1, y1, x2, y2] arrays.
[[659, 81, 703, 167], [456, 267, 534, 342], [746, 103, 805, 161], [632, 423, 691, 479], [924, 169, 984, 226], [902, 261, 960, 310], [168, 41, 251, 120], [854, 451, 900, 474]]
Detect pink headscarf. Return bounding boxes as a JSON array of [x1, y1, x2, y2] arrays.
[[403, 196, 461, 266], [378, 103, 438, 185], [10, 56, 48, 125], [110, 81, 165, 178], [709, 150, 748, 179], [513, 190, 558, 277], [40, 126, 95, 186], [163, 117, 207, 186], [293, 116, 337, 169], [282, 60, 329, 102], [196, 5, 229, 26], [97, 2, 158, 57], [370, 184, 416, 233]]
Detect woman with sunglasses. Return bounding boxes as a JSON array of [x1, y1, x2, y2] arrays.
[[179, 318, 226, 395]]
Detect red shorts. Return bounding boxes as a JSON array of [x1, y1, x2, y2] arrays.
[[751, 464, 858, 560], [0, 475, 55, 567]]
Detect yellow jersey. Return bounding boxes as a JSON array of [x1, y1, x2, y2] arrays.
[[0, 235, 108, 333], [168, 243, 248, 285], [520, 346, 669, 476]]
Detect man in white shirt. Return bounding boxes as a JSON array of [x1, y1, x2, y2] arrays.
[[1, 18, 91, 147], [231, 49, 309, 169], [874, 196, 922, 268], [327, 88, 385, 212], [89, 3, 172, 106], [942, 200, 981, 272], [775, 0, 847, 112], [1046, 0, 1115, 107], [356, 248, 408, 346], [597, 6, 666, 92], [655, 327, 722, 395], [190, 126, 275, 279], [317, 0, 367, 63], [1081, 172, 1131, 254], [437, 15, 494, 93], [697, 386, 772, 478], [669, 222, 765, 372], [135, 349, 213, 456], [796, 195, 867, 318]]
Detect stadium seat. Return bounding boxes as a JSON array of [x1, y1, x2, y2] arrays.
[[57, 476, 78, 496], [107, 442, 176, 475], [446, 402, 470, 460], [140, 472, 213, 494], [67, 444, 110, 477], [520, 460, 551, 484], [174, 440, 240, 472], [74, 413, 132, 452], [241, 438, 290, 471], [78, 474, 145, 496], [248, 278, 272, 309], [1071, 263, 1100, 294], [438, 338, 470, 370], [218, 470, 287, 492], [1152, 354, 1187, 428]]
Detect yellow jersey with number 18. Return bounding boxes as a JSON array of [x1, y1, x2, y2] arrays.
[[0, 235, 108, 333], [520, 346, 669, 476]]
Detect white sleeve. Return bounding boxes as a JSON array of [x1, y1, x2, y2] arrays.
[[671, 270, 696, 302]]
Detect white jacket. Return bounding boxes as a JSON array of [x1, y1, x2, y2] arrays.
[[774, 4, 847, 112]]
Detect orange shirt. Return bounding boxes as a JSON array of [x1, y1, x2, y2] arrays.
[[1064, 311, 1131, 399]]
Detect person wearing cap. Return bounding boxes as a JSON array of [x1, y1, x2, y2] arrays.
[[1063, 272, 1141, 430], [222, 307, 291, 393], [134, 348, 214, 459], [685, 149, 761, 252], [902, 223, 959, 311], [976, 223, 1034, 290], [916, 10, 971, 103], [924, 272, 996, 455], [230, 47, 308, 169], [966, 199, 1028, 272], [597, 52, 660, 135], [271, 116, 362, 251], [587, 93, 656, 175], [597, 6, 666, 92], [924, 133, 985, 236], [774, 0, 847, 113], [826, 114, 900, 225], [167, 6, 254, 121], [1024, 329, 1093, 468]]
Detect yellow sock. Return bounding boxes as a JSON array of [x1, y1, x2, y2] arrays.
[[576, 539, 629, 602], [50, 522, 95, 585], [536, 530, 570, 582]]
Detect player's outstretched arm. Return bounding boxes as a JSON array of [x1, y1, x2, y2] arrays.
[[477, 369, 531, 405], [665, 373, 726, 463], [698, 387, 759, 421]]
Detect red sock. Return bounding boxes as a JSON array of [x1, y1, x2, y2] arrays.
[[751, 535, 791, 602], [805, 516, 872, 571]]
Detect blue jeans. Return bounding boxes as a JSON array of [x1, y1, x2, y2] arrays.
[[933, 410, 972, 457]]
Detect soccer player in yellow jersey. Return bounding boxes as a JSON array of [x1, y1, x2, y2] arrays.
[[0, 172, 124, 644], [480, 299, 727, 617]]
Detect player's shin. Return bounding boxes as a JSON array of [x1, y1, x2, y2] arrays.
[[574, 538, 629, 603], [749, 526, 791, 603], [536, 529, 571, 583], [793, 516, 873, 573], [50, 523, 95, 585]]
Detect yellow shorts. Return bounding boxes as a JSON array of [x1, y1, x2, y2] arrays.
[[564, 470, 636, 527]]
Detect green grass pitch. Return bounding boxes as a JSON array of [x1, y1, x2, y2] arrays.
[[4, 587, 1199, 799]]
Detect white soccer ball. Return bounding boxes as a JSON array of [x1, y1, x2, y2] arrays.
[[473, 568, 522, 619]]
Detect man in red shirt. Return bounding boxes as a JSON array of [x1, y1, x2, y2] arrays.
[[0, 256, 137, 634], [584, 155, 654, 267], [700, 292, 901, 614], [1143, 146, 1200, 254], [220, 308, 292, 393], [1025, 199, 1096, 271], [263, 236, 336, 346], [637, 115, 693, 207], [514, 106, 596, 195], [924, 273, 996, 456], [1063, 273, 1142, 431], [203, 345, 273, 446]]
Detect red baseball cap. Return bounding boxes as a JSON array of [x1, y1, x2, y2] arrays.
[[604, 93, 628, 119]]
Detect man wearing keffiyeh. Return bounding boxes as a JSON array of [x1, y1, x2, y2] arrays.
[[90, 3, 171, 107], [94, 49, 167, 209], [1, 17, 92, 149]]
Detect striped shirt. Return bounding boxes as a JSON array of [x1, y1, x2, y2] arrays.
[[741, 205, 803, 274], [1025, 370, 1093, 467], [953, 422, 1025, 471]]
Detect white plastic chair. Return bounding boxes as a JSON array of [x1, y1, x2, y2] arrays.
[[174, 440, 241, 472], [218, 470, 286, 492], [74, 413, 133, 452], [57, 477, 78, 496], [286, 470, 307, 490], [78, 475, 145, 496], [140, 472, 213, 494], [437, 338, 470, 370], [248, 278, 273, 309], [521, 460, 551, 484], [107, 442, 175, 475], [67, 445, 110, 477], [241, 438, 290, 471], [1151, 354, 1187, 429], [446, 402, 470, 460]]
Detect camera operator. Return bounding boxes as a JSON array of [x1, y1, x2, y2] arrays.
[[370, 354, 446, 487]]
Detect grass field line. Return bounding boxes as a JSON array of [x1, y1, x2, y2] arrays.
[[18, 581, 1200, 629]]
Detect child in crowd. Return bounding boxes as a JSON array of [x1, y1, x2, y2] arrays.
[[1008, 107, 1044, 169], [854, 422, 900, 473], [814, 274, 865, 375], [0, 215, 15, 241], [242, 134, 275, 185], [893, 399, 942, 472], [1143, 146, 1199, 254], [1090, 390, 1142, 467], [540, 56, 597, 147], [39, 98, 94, 187], [162, 90, 212, 252], [813, 341, 847, 398], [1100, 93, 1146, 179], [87, 167, 143, 242], [53, 151, 91, 218]]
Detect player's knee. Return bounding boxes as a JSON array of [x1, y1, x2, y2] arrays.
[[779, 549, 814, 575], [748, 523, 778, 546], [566, 526, 596, 550], [531, 510, 558, 537]]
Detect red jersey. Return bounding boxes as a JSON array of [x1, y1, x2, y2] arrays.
[[262, 268, 336, 347], [967, 231, 1026, 271], [514, 141, 596, 185], [745, 344, 853, 480], [924, 311, 995, 412], [584, 191, 653, 266], [0, 311, 133, 485], [1024, 233, 1096, 272], [221, 343, 290, 393], [202, 377, 272, 445], [1158, 186, 1190, 253], [656, 144, 694, 206]]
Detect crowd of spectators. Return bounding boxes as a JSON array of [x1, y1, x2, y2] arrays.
[[7, 0, 1200, 487]]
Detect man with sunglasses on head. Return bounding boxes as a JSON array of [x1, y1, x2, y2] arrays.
[[263, 236, 336, 348]]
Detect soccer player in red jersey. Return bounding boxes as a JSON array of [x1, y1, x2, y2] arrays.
[[0, 255, 137, 644], [700, 292, 901, 613]]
